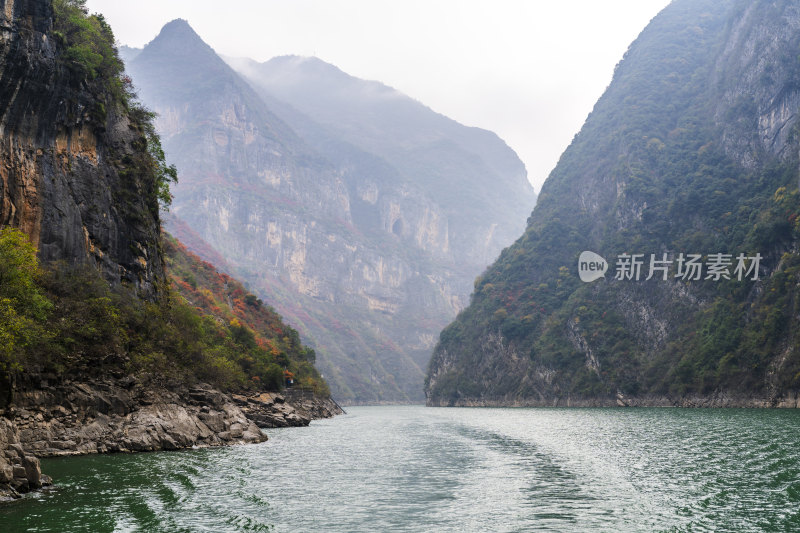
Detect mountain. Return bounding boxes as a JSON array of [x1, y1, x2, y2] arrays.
[[227, 55, 534, 266], [127, 20, 536, 403], [426, 0, 800, 407]]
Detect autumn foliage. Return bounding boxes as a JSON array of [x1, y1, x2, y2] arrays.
[[163, 234, 325, 394]]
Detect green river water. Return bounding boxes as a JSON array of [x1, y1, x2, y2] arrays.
[[1, 406, 799, 532]]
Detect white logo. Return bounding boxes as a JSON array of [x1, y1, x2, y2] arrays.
[[578, 251, 608, 282], [576, 251, 762, 282]]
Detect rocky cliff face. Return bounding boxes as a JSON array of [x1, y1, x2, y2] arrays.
[[0, 0, 164, 297], [426, 0, 800, 407], [126, 21, 535, 403]]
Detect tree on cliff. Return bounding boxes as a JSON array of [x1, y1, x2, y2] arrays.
[[0, 228, 51, 378], [52, 0, 120, 82]]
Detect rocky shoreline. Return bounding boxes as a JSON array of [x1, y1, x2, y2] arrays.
[[427, 390, 800, 408], [0, 377, 342, 501]]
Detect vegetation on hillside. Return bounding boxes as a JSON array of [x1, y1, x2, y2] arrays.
[[163, 235, 326, 394], [0, 228, 328, 407]]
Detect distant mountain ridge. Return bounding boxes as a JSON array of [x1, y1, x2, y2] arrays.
[[228, 54, 533, 266], [126, 20, 536, 402]]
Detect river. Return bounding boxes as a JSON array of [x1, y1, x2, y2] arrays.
[[1, 406, 799, 532]]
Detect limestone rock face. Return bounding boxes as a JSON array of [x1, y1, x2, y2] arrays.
[[126, 21, 536, 402], [0, 0, 164, 298]]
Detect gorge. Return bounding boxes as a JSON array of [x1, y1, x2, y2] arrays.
[[123, 20, 536, 403]]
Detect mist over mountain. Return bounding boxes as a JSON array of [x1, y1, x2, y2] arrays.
[[126, 20, 536, 403], [228, 54, 533, 267], [118, 45, 141, 65], [426, 0, 800, 407]]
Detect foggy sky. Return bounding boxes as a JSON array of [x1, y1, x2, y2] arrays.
[[86, 0, 671, 193]]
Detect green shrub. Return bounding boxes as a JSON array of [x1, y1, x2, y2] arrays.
[[0, 228, 52, 374], [53, 0, 123, 83]]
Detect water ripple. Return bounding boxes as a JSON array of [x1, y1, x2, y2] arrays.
[[1, 406, 799, 532]]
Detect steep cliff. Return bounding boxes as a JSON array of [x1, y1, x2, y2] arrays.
[[0, 1, 339, 500], [126, 21, 536, 403], [426, 0, 800, 407], [0, 0, 164, 297]]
